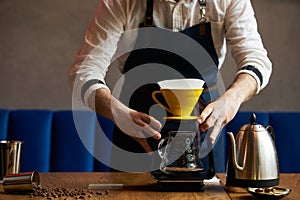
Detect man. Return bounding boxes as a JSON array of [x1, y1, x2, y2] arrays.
[[69, 0, 272, 170]]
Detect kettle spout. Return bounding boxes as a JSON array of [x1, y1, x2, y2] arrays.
[[227, 132, 244, 171]]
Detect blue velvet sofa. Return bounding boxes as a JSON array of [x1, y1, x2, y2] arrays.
[[0, 109, 299, 173]]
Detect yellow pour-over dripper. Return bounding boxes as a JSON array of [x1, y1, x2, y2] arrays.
[[152, 79, 205, 120]]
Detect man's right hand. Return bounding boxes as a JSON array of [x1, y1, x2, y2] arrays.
[[95, 88, 162, 154], [122, 109, 162, 154]]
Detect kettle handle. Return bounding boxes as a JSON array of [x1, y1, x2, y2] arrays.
[[266, 126, 275, 141]]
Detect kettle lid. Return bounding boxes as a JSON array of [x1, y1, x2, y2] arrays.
[[239, 113, 267, 132]]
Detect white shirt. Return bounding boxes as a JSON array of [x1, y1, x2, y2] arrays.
[[69, 0, 272, 107]]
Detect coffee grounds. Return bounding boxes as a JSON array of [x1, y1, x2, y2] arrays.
[[30, 184, 110, 199]]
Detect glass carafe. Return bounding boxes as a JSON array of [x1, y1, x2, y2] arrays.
[[158, 131, 203, 176]]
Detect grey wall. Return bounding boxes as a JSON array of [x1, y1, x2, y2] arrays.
[[221, 0, 300, 112], [0, 0, 299, 111]]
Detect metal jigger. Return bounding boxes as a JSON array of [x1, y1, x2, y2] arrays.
[[2, 171, 40, 194], [0, 140, 23, 180]]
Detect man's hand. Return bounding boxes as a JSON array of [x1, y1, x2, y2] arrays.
[[113, 106, 161, 154], [197, 92, 242, 143], [126, 110, 161, 154], [95, 88, 162, 154], [197, 73, 258, 143]]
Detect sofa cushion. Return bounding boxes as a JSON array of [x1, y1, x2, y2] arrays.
[[93, 115, 114, 172], [270, 112, 300, 173], [51, 111, 96, 172], [7, 110, 53, 172], [0, 109, 9, 140]]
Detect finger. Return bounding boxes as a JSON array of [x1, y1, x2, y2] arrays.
[[209, 118, 225, 143], [209, 125, 222, 144], [200, 111, 218, 132], [140, 114, 162, 139], [131, 113, 147, 127], [140, 113, 151, 124], [147, 116, 162, 131], [142, 125, 161, 140], [130, 112, 161, 139], [133, 112, 161, 130], [198, 104, 213, 124]]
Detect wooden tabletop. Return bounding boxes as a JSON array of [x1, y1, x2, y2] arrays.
[[218, 174, 300, 200], [0, 172, 299, 200]]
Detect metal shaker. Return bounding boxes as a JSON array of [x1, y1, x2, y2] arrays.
[[2, 171, 40, 193], [0, 140, 23, 180]]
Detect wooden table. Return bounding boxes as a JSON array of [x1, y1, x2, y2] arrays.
[[0, 173, 299, 199], [218, 174, 300, 200]]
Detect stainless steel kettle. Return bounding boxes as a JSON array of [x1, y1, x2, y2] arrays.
[[226, 113, 279, 188]]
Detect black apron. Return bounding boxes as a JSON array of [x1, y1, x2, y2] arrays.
[[110, 0, 220, 175]]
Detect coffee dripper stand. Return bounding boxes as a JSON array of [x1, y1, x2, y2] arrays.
[[150, 114, 216, 191]]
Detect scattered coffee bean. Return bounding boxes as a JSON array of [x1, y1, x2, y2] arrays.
[[30, 184, 110, 199]]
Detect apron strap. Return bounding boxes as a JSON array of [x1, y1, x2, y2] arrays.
[[143, 0, 154, 27], [198, 0, 207, 35], [198, 0, 207, 22]]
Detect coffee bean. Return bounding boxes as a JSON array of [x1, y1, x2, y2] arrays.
[[30, 184, 110, 199]]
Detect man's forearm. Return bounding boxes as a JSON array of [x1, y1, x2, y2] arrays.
[[94, 88, 116, 122], [225, 73, 258, 105]]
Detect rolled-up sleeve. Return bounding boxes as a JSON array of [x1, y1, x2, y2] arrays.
[[68, 0, 125, 107], [225, 0, 272, 93]]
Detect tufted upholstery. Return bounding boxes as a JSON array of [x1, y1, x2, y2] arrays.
[[7, 110, 53, 172], [0, 109, 299, 173], [0, 110, 9, 140], [50, 111, 96, 172], [269, 112, 300, 173], [0, 109, 113, 172], [0, 109, 9, 140]]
